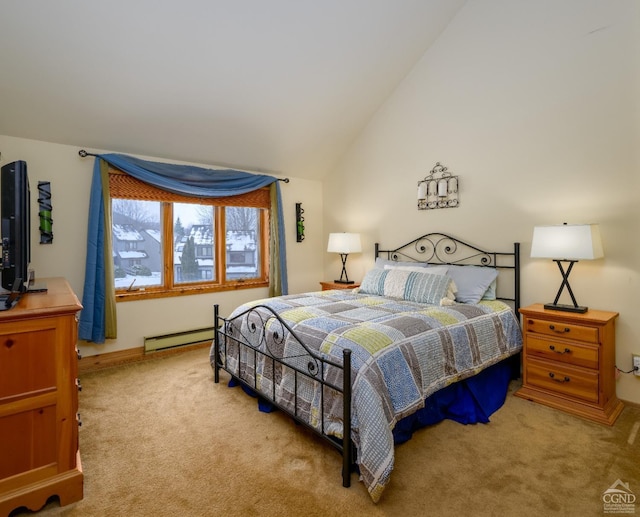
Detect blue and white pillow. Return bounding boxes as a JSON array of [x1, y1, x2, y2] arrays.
[[359, 268, 455, 305]]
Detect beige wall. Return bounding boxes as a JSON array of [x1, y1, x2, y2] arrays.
[[323, 1, 640, 403], [0, 134, 324, 357], [1, 1, 638, 404]]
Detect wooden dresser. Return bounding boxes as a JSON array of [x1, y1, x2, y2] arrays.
[[515, 303, 623, 425], [0, 278, 83, 515]]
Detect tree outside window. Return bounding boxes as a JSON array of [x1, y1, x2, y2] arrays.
[[108, 169, 270, 300]]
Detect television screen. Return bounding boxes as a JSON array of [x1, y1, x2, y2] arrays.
[[1, 160, 30, 292]]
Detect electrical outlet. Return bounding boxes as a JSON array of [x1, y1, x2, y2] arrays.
[[633, 354, 640, 377]]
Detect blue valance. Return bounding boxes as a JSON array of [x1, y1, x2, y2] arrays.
[[101, 154, 278, 197], [79, 153, 288, 343]]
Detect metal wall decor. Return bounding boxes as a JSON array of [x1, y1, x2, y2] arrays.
[[295, 203, 305, 242], [38, 181, 53, 243], [417, 162, 459, 210]]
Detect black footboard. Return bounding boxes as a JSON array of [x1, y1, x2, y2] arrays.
[[213, 304, 354, 487]]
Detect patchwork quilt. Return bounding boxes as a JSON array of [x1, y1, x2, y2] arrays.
[[211, 289, 522, 502]]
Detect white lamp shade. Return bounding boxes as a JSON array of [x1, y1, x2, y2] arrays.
[[327, 233, 362, 254], [531, 224, 604, 260]]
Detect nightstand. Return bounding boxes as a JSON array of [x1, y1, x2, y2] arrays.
[[515, 304, 623, 425], [320, 281, 360, 291]]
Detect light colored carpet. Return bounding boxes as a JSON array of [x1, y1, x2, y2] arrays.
[[11, 347, 640, 517]]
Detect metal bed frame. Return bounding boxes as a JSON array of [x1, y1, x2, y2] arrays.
[[213, 233, 520, 489]]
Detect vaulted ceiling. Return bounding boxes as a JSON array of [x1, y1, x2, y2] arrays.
[[0, 1, 465, 179]]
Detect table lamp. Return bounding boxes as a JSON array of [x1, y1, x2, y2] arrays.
[[530, 223, 603, 313], [327, 233, 361, 284]]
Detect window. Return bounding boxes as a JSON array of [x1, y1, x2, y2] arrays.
[[108, 168, 270, 300]]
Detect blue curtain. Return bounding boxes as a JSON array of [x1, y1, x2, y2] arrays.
[[79, 153, 288, 343]]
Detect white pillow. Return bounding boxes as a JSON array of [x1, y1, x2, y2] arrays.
[[384, 264, 449, 276], [375, 257, 428, 269]]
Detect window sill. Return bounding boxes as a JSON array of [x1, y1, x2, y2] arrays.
[[115, 280, 269, 302]]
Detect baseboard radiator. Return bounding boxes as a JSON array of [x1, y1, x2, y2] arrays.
[[144, 326, 215, 353]]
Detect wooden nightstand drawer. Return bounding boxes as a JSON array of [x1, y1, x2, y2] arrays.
[[515, 303, 622, 425], [320, 281, 360, 291], [524, 317, 599, 344], [525, 335, 599, 369], [525, 358, 599, 404]]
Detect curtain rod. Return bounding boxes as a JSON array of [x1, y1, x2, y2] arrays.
[[78, 149, 289, 183]]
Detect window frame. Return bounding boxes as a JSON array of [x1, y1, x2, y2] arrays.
[[108, 167, 270, 302]]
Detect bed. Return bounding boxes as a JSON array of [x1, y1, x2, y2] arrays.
[[210, 232, 522, 502]]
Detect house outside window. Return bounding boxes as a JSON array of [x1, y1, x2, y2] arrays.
[[225, 230, 258, 279], [108, 167, 270, 300]]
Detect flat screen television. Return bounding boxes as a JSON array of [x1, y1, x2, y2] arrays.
[[1, 160, 30, 292]]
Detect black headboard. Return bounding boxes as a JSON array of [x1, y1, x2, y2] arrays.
[[375, 232, 520, 314]]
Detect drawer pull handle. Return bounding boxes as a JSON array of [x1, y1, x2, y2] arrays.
[[549, 324, 570, 334], [549, 345, 571, 354], [548, 372, 570, 383]]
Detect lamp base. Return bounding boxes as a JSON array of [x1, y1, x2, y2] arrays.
[[544, 303, 588, 314], [334, 280, 355, 284]]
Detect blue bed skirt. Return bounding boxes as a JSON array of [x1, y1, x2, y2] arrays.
[[392, 359, 512, 444], [228, 358, 513, 445]]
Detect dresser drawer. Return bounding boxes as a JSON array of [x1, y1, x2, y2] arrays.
[[525, 358, 599, 404], [516, 304, 621, 425], [524, 318, 599, 344], [525, 335, 599, 369]]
